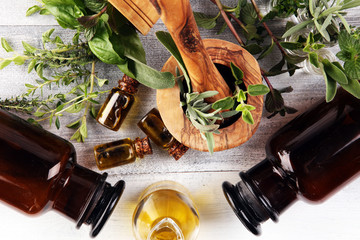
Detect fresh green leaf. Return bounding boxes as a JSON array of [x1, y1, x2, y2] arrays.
[[26, 5, 42, 16], [79, 120, 88, 138], [320, 64, 337, 102], [13, 56, 26, 65], [230, 62, 244, 82], [280, 42, 303, 50], [212, 97, 234, 110], [282, 20, 313, 39], [22, 41, 37, 53], [265, 88, 284, 113], [309, 52, 320, 68], [84, 0, 107, 12], [193, 12, 218, 30], [42, 0, 85, 29], [204, 132, 215, 154], [322, 59, 348, 84], [240, 3, 257, 25], [0, 60, 12, 70], [244, 43, 263, 55], [237, 89, 247, 102], [1, 38, 14, 52], [248, 84, 270, 96], [42, 28, 55, 43], [344, 60, 360, 80], [242, 109, 254, 124], [340, 77, 360, 99]]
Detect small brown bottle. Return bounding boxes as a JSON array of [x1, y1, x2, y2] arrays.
[[0, 109, 125, 237], [96, 74, 139, 131], [94, 137, 152, 170], [137, 108, 189, 160], [223, 87, 360, 235]]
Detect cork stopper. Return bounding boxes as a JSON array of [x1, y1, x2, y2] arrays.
[[118, 75, 140, 94], [134, 136, 153, 158], [168, 140, 189, 160]]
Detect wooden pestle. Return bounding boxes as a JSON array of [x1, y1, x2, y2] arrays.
[[150, 0, 232, 102], [109, 0, 232, 102]]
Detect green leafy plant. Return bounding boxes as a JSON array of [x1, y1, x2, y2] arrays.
[[156, 31, 269, 153], [0, 0, 177, 142]]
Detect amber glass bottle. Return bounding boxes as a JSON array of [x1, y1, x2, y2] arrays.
[[138, 108, 189, 160], [94, 137, 152, 170], [96, 74, 139, 131], [0, 109, 125, 237], [223, 87, 360, 235]]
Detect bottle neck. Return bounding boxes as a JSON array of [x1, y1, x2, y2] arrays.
[[52, 164, 125, 237], [223, 158, 298, 235]]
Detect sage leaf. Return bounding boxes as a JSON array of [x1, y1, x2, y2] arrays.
[[248, 84, 270, 96], [1, 38, 13, 52], [282, 20, 313, 39], [212, 97, 234, 110], [124, 55, 175, 89], [322, 59, 348, 84], [204, 132, 215, 154], [197, 91, 219, 100]]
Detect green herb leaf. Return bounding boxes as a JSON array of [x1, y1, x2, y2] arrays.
[[13, 56, 26, 65], [340, 77, 360, 99], [280, 41, 303, 50], [193, 12, 218, 30], [248, 84, 270, 96], [26, 5, 42, 16], [240, 3, 257, 25], [282, 19, 313, 39], [258, 40, 275, 60], [322, 59, 348, 84], [55, 116, 61, 129], [212, 97, 234, 110], [66, 119, 81, 129], [79, 119, 88, 138], [320, 64, 337, 102], [242, 109, 254, 125], [309, 52, 320, 68], [344, 60, 360, 80], [244, 43, 263, 55], [1, 38, 14, 52], [84, 0, 107, 12], [0, 60, 12, 70], [230, 62, 244, 82], [204, 132, 215, 154], [22, 41, 37, 53]]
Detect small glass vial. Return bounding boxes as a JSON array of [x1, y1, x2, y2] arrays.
[[223, 87, 360, 235], [0, 109, 125, 237], [96, 74, 139, 131], [94, 137, 152, 170], [137, 108, 189, 160], [132, 181, 200, 240]]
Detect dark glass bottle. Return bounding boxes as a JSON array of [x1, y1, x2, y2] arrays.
[[96, 74, 139, 131], [94, 137, 152, 170], [223, 87, 360, 235], [137, 108, 189, 160], [0, 109, 125, 237]]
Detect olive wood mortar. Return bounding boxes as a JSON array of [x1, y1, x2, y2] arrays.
[[109, 0, 263, 152], [157, 39, 263, 152]]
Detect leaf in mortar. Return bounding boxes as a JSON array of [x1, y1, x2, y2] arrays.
[[248, 84, 270, 96]]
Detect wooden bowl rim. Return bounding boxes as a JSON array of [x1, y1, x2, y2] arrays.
[[157, 39, 263, 152]]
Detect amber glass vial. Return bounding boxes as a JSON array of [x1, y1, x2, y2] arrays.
[[94, 137, 152, 170], [96, 75, 139, 131], [138, 108, 189, 160], [223, 87, 360, 235], [0, 109, 125, 237]]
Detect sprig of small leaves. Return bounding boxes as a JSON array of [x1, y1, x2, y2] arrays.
[[0, 31, 108, 142], [282, 0, 360, 43]]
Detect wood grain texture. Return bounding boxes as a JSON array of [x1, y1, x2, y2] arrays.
[[109, 0, 160, 35], [153, 0, 232, 102], [1, 1, 360, 240], [157, 39, 262, 152]]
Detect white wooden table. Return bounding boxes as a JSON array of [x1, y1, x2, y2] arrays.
[[0, 1, 359, 240]]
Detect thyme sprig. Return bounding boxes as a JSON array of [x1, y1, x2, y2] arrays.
[[0, 31, 109, 142]]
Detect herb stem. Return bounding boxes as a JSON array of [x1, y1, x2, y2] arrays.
[[83, 61, 96, 117], [249, 0, 288, 57], [213, 0, 245, 46]]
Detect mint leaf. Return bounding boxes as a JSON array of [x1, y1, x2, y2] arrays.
[[193, 12, 217, 30]]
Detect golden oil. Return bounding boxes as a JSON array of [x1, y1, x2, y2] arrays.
[[133, 181, 200, 240]]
